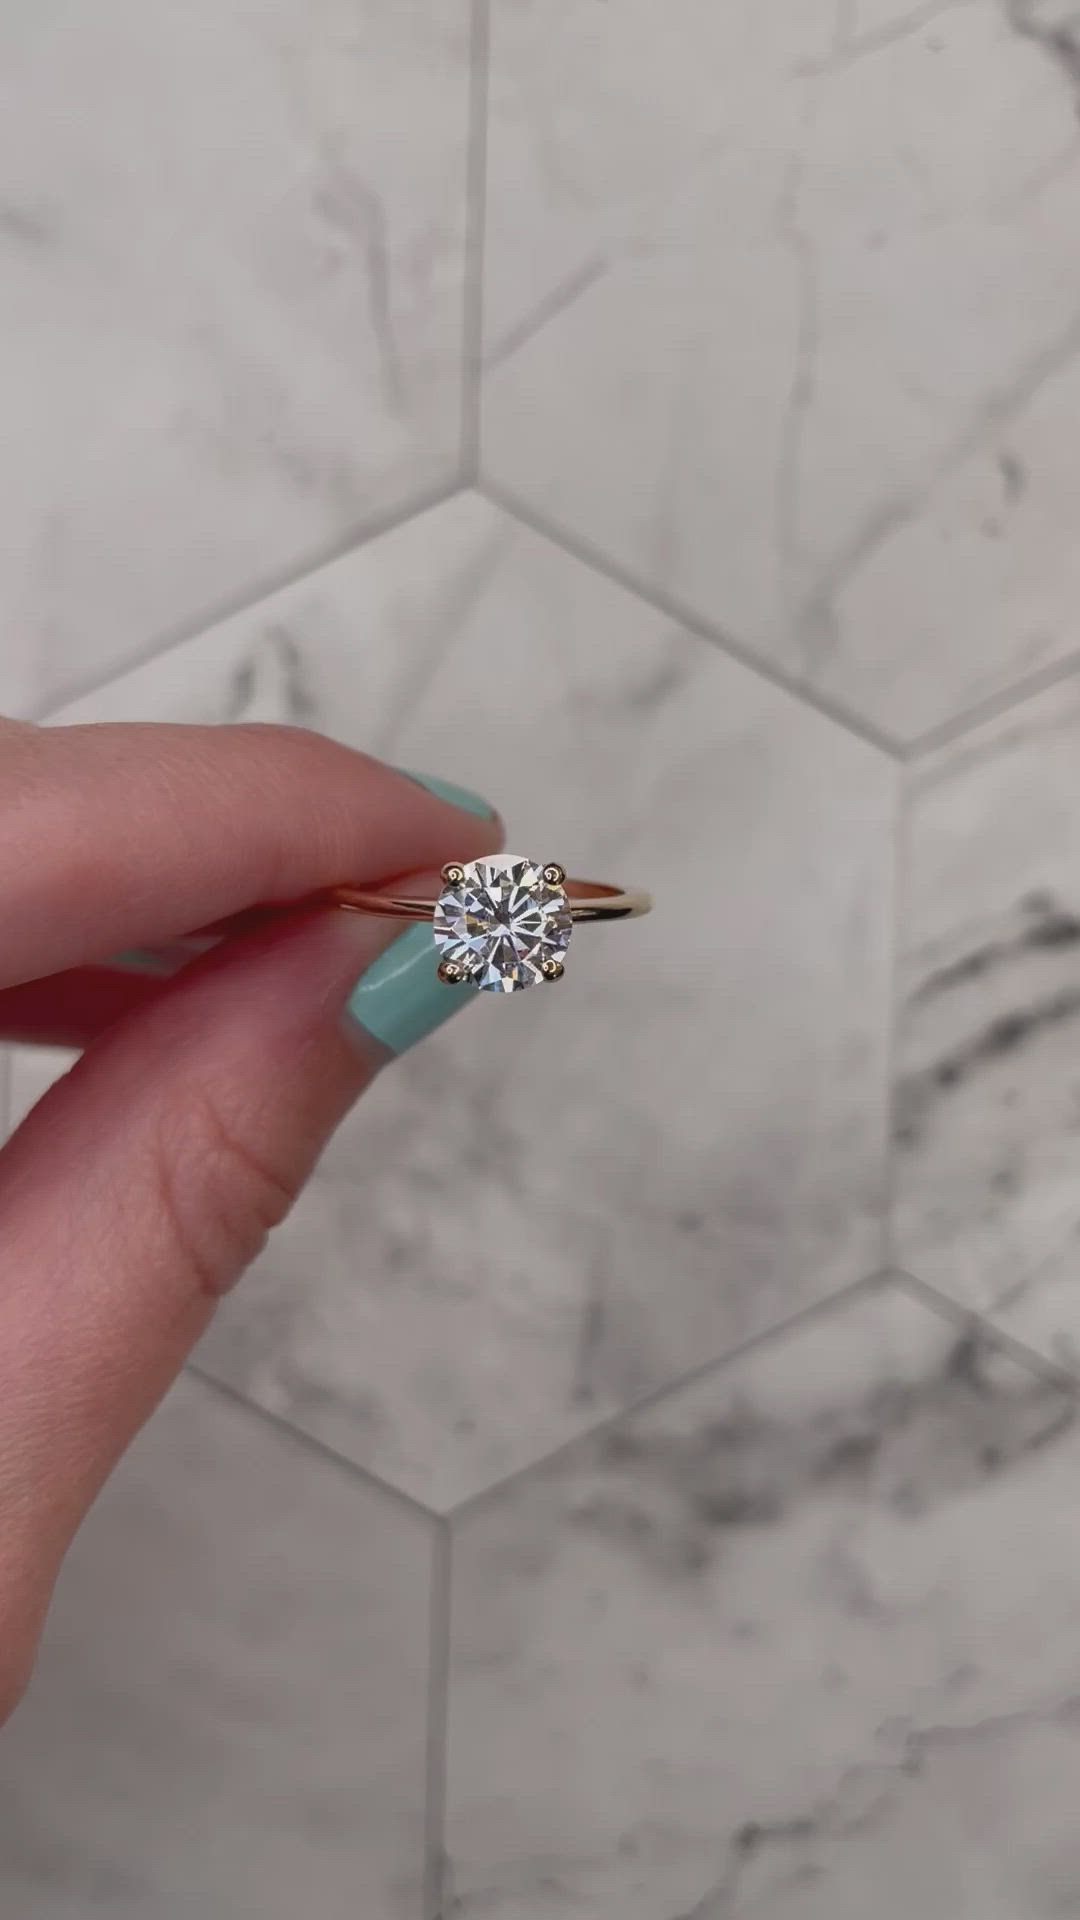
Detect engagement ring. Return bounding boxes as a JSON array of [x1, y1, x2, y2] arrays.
[[332, 854, 652, 994]]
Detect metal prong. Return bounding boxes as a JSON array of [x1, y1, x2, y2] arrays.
[[541, 958, 565, 983], [437, 959, 466, 986], [441, 862, 466, 886], [542, 862, 567, 888]]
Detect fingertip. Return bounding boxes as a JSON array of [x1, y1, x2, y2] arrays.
[[344, 921, 474, 1058], [396, 768, 500, 825]]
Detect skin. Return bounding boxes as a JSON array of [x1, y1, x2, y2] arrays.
[[0, 716, 502, 1724]]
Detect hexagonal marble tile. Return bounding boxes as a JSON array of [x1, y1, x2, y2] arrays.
[[482, 0, 1080, 742], [3, 489, 895, 1508], [0, 1372, 434, 1920], [894, 662, 1080, 1379], [0, 0, 469, 716], [443, 1278, 1080, 1920]]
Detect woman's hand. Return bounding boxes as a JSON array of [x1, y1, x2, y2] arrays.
[[0, 717, 499, 1722]]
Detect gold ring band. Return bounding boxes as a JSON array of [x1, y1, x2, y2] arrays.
[[119, 865, 649, 997], [329, 878, 652, 925]]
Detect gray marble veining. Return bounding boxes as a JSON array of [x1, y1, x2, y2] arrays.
[[445, 1280, 1080, 1919], [0, 0, 470, 718], [894, 669, 1080, 1332], [482, 0, 1080, 741]]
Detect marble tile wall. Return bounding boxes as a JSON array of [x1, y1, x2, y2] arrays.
[[0, 1373, 435, 1920], [0, 1, 471, 717], [482, 0, 1080, 745], [446, 1279, 1080, 1919], [3, 3, 1080, 1917]]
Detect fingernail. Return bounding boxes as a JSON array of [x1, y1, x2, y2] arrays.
[[398, 769, 496, 820], [344, 923, 470, 1056]]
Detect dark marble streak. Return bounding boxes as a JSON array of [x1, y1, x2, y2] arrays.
[[445, 1285, 1080, 1919], [570, 1321, 1074, 1584]]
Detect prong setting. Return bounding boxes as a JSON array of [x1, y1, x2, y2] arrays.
[[433, 854, 574, 992], [542, 862, 567, 888]]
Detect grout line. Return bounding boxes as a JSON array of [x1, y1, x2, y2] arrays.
[[890, 1266, 1080, 1390], [185, 1363, 439, 1527], [450, 1272, 889, 1524], [879, 764, 912, 1272], [478, 477, 905, 762], [26, 474, 467, 724], [906, 641, 1080, 761], [460, 0, 492, 483], [423, 1518, 454, 1920], [452, 1251, 1080, 1527]]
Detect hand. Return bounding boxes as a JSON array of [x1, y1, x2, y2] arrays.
[[0, 717, 499, 1722]]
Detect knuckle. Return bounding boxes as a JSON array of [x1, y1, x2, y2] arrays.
[[229, 722, 334, 786], [225, 723, 348, 895], [154, 1090, 298, 1300]]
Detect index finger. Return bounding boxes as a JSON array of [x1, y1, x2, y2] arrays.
[[0, 719, 499, 991]]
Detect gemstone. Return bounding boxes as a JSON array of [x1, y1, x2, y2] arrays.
[[433, 855, 573, 992]]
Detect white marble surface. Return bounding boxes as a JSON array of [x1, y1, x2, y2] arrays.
[[0, 0, 468, 717], [7, 491, 895, 1509], [482, 0, 1080, 741], [3, 5, 1080, 1916], [445, 1280, 1080, 1919], [0, 1372, 434, 1920]]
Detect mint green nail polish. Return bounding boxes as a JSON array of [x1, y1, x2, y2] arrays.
[[104, 937, 217, 978], [105, 946, 191, 978], [345, 924, 469, 1056], [399, 769, 495, 820], [107, 948, 172, 976]]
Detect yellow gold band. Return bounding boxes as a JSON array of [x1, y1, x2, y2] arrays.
[[329, 879, 652, 926]]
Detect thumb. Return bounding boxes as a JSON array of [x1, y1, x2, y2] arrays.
[[0, 900, 465, 1718]]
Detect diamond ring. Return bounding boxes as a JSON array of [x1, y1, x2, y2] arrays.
[[331, 854, 652, 994]]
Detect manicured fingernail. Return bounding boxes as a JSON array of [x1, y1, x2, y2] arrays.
[[344, 923, 470, 1056], [398, 769, 496, 820]]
